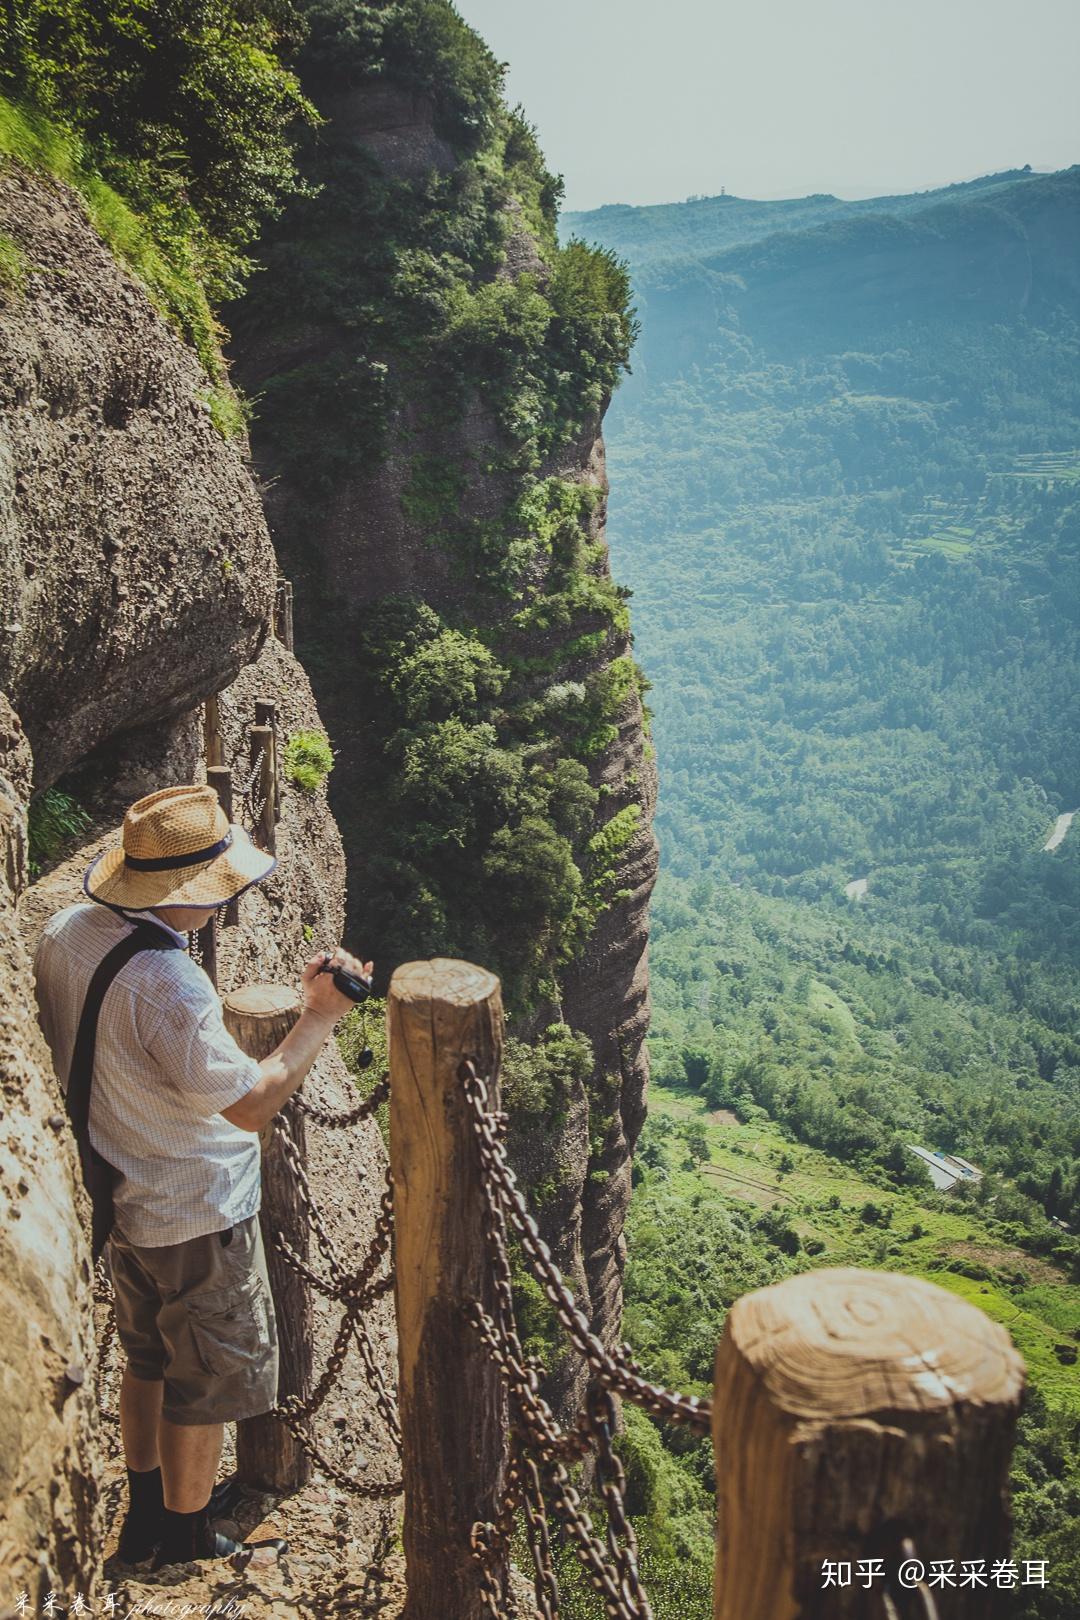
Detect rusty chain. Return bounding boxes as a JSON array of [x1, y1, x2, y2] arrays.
[[251, 1112, 401, 1496], [461, 1059, 710, 1437], [463, 1057, 659, 1620], [295, 1072, 390, 1129], [270, 1112, 402, 1454]]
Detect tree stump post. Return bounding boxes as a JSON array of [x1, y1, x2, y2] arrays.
[[389, 958, 509, 1620], [248, 724, 276, 855], [204, 695, 225, 768], [275, 579, 294, 652], [223, 985, 312, 1491], [206, 764, 239, 928], [254, 698, 281, 826], [712, 1267, 1025, 1619]]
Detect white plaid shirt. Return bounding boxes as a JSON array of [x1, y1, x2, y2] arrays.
[[33, 903, 263, 1246]]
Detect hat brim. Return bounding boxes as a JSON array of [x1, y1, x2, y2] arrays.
[[84, 822, 276, 910]]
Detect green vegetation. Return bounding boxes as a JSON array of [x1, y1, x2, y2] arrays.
[[0, 2, 315, 371], [234, 2, 636, 491], [336, 994, 390, 1147], [347, 596, 620, 1008], [567, 164, 1080, 1617], [0, 229, 25, 295], [235, 2, 643, 1014], [27, 787, 90, 878], [609, 1083, 1080, 1617], [283, 729, 335, 792], [196, 384, 250, 441]]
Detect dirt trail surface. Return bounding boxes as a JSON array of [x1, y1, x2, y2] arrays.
[[95, 1481, 406, 1618], [1043, 809, 1077, 852]]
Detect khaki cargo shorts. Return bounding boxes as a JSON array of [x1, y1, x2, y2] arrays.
[[107, 1213, 279, 1426]]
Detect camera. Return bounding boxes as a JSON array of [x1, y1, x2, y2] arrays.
[[317, 956, 373, 1003]]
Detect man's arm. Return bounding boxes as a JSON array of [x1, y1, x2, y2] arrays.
[[221, 949, 373, 1133]]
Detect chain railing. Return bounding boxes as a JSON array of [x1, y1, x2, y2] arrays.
[[94, 954, 1025, 1620], [461, 1055, 708, 1620]]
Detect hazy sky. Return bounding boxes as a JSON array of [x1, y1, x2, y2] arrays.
[[454, 0, 1080, 212]]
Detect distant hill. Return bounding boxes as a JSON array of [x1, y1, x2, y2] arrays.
[[570, 160, 1080, 1616], [563, 166, 1058, 266]]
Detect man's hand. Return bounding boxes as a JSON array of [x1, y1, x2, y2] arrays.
[[301, 948, 374, 1024], [223, 948, 376, 1131]]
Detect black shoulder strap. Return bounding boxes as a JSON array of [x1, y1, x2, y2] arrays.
[[66, 922, 182, 1146]]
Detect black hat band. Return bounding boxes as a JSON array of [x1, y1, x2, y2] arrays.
[[123, 831, 234, 872]]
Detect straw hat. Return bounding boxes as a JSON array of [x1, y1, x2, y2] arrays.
[[84, 784, 276, 911]]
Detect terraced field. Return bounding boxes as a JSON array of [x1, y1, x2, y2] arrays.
[[646, 1081, 1080, 1410]]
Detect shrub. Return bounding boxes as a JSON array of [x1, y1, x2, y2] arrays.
[[283, 729, 334, 792], [27, 787, 90, 877], [1, 1, 316, 303]]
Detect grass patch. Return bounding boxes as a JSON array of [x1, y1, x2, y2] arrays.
[[283, 729, 334, 793], [27, 787, 90, 879], [0, 231, 26, 296], [0, 95, 221, 377], [196, 384, 250, 441]]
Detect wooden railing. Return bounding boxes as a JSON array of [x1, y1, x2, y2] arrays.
[[219, 957, 1028, 1619]]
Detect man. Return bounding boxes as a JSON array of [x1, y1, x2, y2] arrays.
[[33, 783, 371, 1571]]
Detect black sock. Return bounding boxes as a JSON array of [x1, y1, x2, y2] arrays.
[[159, 1503, 212, 1562], [126, 1465, 164, 1520]]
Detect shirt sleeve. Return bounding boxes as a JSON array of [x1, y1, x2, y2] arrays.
[[144, 975, 263, 1119]]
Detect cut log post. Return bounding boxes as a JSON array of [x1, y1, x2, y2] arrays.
[[275, 578, 295, 652], [204, 694, 225, 768], [248, 723, 276, 855], [206, 764, 239, 928], [223, 984, 312, 1491], [254, 698, 281, 825], [389, 958, 508, 1620], [712, 1267, 1025, 1620]]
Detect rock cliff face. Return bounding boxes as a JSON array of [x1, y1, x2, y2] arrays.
[[0, 165, 273, 790], [0, 166, 395, 1605], [233, 80, 658, 1397], [0, 692, 100, 1606]]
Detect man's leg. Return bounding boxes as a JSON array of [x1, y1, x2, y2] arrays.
[[109, 1239, 170, 1564], [157, 1418, 225, 1512], [119, 1367, 163, 1470]]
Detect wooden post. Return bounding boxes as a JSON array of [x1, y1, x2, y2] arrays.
[[275, 579, 294, 652], [248, 724, 276, 855], [389, 959, 508, 1620], [206, 764, 239, 928], [204, 695, 225, 768], [254, 698, 281, 826], [223, 985, 312, 1491], [712, 1267, 1025, 1620]]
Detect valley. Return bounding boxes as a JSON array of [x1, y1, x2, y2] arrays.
[[566, 167, 1080, 1615]]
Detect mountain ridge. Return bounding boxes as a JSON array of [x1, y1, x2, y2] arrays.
[[564, 164, 1076, 270]]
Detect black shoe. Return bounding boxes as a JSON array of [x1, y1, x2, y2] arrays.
[[207, 1476, 249, 1522], [116, 1509, 163, 1566], [151, 1507, 288, 1572]]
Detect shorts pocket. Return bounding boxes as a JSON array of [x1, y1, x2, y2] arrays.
[[184, 1275, 270, 1379]]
